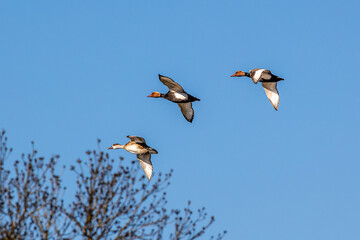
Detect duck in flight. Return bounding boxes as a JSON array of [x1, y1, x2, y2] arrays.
[[231, 68, 284, 111], [147, 74, 200, 122], [108, 135, 158, 181]]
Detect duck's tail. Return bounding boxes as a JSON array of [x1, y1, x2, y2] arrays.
[[148, 148, 158, 154], [273, 75, 284, 81], [189, 95, 200, 102]]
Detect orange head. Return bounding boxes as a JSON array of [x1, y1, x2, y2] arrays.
[[147, 92, 162, 98], [230, 71, 246, 77]]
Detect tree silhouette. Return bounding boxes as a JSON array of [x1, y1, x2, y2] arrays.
[[0, 130, 70, 239], [0, 130, 226, 240]]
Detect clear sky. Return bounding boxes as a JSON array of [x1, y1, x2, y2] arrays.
[[1, 1, 360, 239]]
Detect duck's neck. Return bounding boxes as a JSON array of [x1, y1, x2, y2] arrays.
[[113, 144, 125, 149], [245, 72, 250, 77]]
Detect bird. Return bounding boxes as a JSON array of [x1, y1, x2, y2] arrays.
[[147, 74, 200, 122], [231, 68, 284, 110], [108, 135, 158, 181]]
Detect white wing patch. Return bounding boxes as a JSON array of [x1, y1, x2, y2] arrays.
[[172, 91, 188, 101], [261, 82, 280, 111], [252, 69, 266, 83], [137, 153, 153, 181]]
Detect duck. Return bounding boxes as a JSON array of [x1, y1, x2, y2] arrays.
[[108, 135, 158, 181], [147, 74, 200, 122], [231, 69, 284, 111]]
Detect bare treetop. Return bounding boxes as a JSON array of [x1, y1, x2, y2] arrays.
[[0, 131, 226, 240]]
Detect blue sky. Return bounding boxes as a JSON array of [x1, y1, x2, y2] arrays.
[[1, 1, 360, 239]]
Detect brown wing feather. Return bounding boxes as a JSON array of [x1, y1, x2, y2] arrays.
[[127, 135, 146, 144], [159, 74, 184, 92], [261, 82, 280, 111], [137, 153, 153, 181], [177, 102, 194, 122]]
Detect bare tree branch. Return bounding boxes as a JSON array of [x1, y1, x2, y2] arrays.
[[0, 131, 226, 240]]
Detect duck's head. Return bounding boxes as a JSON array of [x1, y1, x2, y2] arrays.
[[108, 143, 123, 150], [230, 71, 246, 77], [147, 92, 162, 98]]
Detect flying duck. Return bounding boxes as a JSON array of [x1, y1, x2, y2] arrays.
[[231, 69, 284, 110], [108, 135, 158, 181], [147, 74, 200, 122]]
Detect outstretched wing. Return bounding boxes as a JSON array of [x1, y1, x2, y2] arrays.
[[159, 74, 185, 92], [127, 135, 146, 144], [177, 102, 194, 123], [261, 82, 280, 111], [137, 153, 153, 181]]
